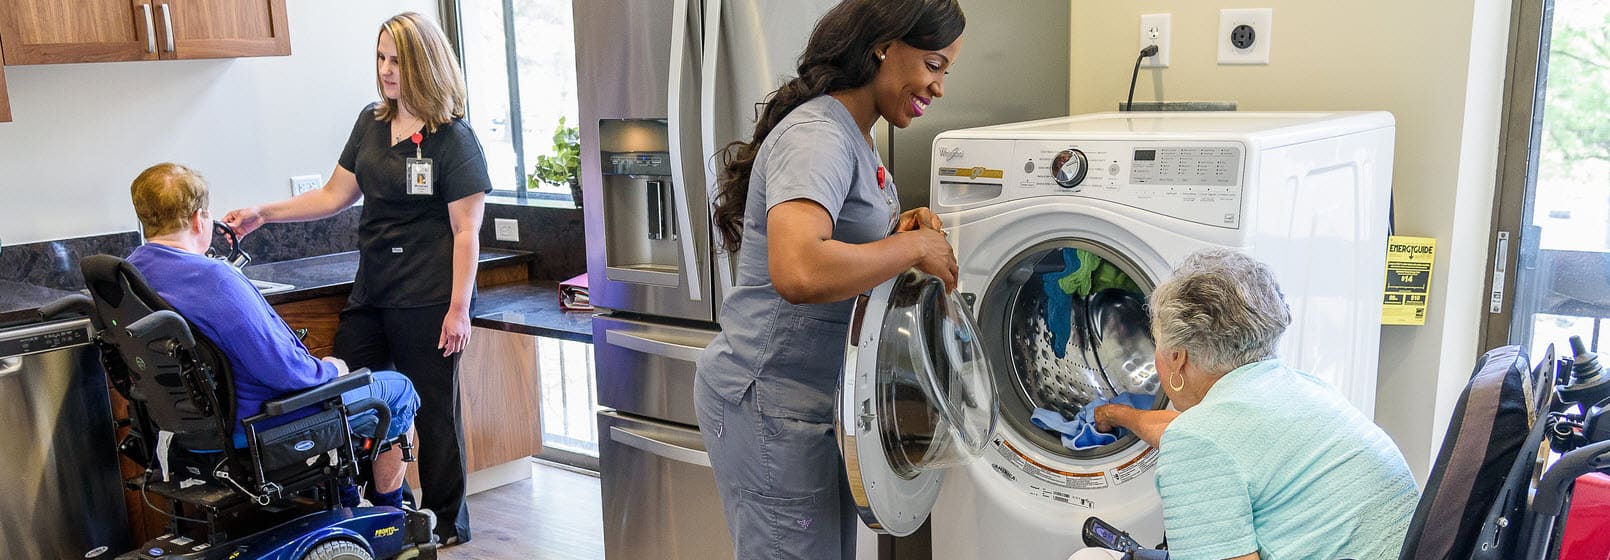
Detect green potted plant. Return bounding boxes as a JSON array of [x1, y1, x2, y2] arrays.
[[527, 116, 583, 206]]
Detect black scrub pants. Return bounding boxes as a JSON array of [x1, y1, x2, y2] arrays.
[[334, 302, 471, 543]]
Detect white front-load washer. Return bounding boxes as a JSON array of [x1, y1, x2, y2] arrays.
[[836, 112, 1395, 559]]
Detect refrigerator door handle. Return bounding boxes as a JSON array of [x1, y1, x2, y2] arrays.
[[666, 0, 705, 302], [610, 425, 711, 467], [605, 329, 706, 363], [700, 0, 737, 296]]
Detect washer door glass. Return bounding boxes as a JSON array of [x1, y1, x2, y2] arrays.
[[839, 269, 998, 536], [876, 270, 997, 475]]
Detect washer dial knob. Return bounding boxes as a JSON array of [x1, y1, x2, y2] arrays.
[[1051, 149, 1089, 189]]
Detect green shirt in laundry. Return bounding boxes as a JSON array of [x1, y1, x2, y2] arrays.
[[1155, 360, 1418, 560]]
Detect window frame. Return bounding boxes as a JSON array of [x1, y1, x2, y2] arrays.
[[439, 0, 577, 204], [1480, 0, 1555, 350]]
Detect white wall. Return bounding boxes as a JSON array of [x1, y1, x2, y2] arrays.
[[0, 0, 434, 245], [1067, 0, 1514, 482]]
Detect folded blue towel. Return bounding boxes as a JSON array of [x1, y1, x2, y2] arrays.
[[1031, 392, 1158, 451]]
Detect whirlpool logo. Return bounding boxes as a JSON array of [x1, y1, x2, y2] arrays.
[[938, 146, 966, 162], [293, 440, 316, 452]]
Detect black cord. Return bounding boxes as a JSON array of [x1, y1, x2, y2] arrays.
[[1126, 45, 1160, 112]]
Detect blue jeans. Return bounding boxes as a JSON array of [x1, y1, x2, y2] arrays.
[[232, 370, 420, 447]]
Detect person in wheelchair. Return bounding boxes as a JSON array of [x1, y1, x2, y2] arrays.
[[126, 162, 421, 510], [1076, 250, 1420, 560]]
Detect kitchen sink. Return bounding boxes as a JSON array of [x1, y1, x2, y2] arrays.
[[249, 279, 295, 296]]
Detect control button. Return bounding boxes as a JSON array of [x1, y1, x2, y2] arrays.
[[1050, 149, 1088, 189], [1024, 160, 1035, 173], [1108, 163, 1121, 176]]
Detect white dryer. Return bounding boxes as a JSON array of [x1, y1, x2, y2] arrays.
[[837, 112, 1395, 559]]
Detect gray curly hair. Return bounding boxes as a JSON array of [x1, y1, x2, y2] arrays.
[[1149, 249, 1291, 375]]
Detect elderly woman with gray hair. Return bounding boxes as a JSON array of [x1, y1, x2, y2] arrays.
[[1076, 249, 1418, 560]]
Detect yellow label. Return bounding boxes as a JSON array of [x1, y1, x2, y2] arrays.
[[375, 526, 399, 538], [937, 166, 1004, 180], [1383, 235, 1436, 325]]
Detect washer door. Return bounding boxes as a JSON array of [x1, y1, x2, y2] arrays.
[[838, 270, 998, 536]]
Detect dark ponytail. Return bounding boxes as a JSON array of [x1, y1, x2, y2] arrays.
[[711, 0, 965, 253]]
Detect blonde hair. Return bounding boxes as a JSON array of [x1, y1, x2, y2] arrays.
[[131, 163, 209, 238], [374, 12, 467, 130]]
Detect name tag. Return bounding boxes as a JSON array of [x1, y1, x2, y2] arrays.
[[407, 157, 434, 196]]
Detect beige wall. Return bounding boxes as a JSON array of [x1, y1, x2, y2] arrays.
[[1068, 0, 1515, 482], [0, 0, 434, 245]]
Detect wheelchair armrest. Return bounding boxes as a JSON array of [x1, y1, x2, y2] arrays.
[[260, 369, 373, 417], [39, 294, 93, 321], [126, 310, 196, 350], [1534, 438, 1610, 515]]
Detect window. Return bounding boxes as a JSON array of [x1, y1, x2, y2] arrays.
[[455, 0, 579, 201], [1484, 0, 1610, 358]]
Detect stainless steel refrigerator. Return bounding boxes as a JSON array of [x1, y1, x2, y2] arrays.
[[576, 1, 1069, 558]]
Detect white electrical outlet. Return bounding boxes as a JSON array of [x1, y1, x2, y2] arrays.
[[1139, 13, 1171, 68], [494, 218, 519, 242], [1218, 8, 1272, 65], [289, 174, 322, 196]]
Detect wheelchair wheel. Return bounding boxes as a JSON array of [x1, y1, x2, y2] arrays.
[[301, 539, 374, 560]]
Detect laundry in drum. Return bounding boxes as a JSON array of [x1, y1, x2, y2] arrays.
[[1031, 392, 1156, 451], [1038, 248, 1143, 359]]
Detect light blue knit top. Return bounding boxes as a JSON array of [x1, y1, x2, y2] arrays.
[[1155, 360, 1419, 560]]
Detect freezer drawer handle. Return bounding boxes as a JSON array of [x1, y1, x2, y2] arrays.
[[605, 329, 705, 363], [610, 426, 711, 467]]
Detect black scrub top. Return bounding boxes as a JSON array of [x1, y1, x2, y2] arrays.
[[339, 104, 493, 308]]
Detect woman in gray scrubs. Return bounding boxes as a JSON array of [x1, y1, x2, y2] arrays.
[[694, 1, 965, 557]]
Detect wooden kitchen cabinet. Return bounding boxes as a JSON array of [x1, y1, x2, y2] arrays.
[[0, 0, 288, 66], [0, 39, 10, 122]]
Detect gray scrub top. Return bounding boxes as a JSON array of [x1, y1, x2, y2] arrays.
[[696, 95, 900, 423]]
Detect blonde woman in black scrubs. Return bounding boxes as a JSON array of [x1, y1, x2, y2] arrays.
[[223, 12, 489, 545]]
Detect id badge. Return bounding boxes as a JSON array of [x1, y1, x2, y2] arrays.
[[407, 157, 434, 196]]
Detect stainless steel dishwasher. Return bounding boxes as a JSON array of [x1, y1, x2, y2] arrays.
[[0, 318, 127, 559]]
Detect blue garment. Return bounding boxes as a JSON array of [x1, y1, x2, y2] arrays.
[[129, 244, 340, 425], [1031, 392, 1157, 451], [1041, 250, 1079, 359], [1155, 360, 1418, 560]]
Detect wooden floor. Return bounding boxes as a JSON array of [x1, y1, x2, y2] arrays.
[[440, 462, 605, 560]]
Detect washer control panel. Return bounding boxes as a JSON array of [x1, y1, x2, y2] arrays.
[[932, 138, 1246, 229]]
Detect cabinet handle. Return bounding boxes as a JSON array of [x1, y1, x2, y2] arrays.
[[160, 3, 174, 53], [142, 4, 156, 53]]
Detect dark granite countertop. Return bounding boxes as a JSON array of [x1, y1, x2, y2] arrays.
[[249, 249, 533, 305], [0, 280, 78, 327], [471, 280, 593, 343], [0, 249, 534, 327]]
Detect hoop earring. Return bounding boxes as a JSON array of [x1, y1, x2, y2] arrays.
[[1168, 372, 1185, 392]]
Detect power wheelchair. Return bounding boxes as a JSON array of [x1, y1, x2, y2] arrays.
[[42, 254, 437, 560]]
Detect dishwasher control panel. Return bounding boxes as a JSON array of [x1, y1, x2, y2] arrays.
[[0, 320, 92, 358]]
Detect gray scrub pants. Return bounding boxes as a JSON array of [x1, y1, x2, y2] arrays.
[[696, 378, 857, 560]]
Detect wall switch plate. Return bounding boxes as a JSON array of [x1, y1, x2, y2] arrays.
[[289, 174, 322, 196], [1218, 8, 1272, 65], [1139, 13, 1171, 68], [494, 218, 519, 242]]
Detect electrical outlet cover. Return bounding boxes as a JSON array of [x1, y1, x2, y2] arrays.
[[494, 218, 520, 242], [1139, 13, 1171, 68], [1218, 8, 1272, 65], [289, 174, 322, 196]]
